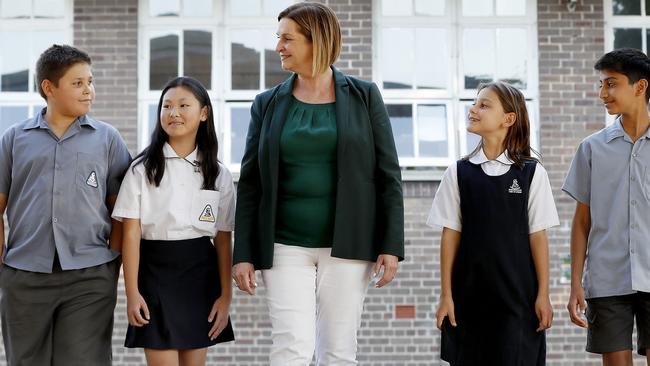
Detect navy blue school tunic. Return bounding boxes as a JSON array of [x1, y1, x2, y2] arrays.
[[441, 159, 545, 366]]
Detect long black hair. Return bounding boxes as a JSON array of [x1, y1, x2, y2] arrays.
[[133, 76, 220, 190]]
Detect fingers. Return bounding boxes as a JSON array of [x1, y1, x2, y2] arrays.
[[536, 309, 552, 332], [448, 307, 457, 327], [208, 308, 228, 340], [374, 255, 398, 288], [129, 300, 150, 327], [567, 299, 587, 328], [234, 266, 257, 295], [435, 312, 445, 330]]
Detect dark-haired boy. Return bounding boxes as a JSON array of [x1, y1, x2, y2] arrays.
[[0, 44, 130, 365], [564, 47, 650, 365]]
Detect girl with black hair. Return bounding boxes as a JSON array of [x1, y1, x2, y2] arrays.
[[112, 76, 235, 365]]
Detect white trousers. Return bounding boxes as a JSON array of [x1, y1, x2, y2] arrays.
[[262, 243, 374, 366]]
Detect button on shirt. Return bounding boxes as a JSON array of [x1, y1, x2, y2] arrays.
[[427, 149, 560, 233], [112, 143, 235, 240], [0, 110, 131, 273], [563, 117, 650, 298]]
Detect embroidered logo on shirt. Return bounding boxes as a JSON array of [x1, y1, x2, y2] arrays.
[[199, 204, 216, 223], [508, 179, 522, 194], [86, 171, 98, 188]]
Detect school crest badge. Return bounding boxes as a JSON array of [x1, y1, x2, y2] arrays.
[[86, 171, 98, 188], [199, 204, 216, 222], [508, 179, 522, 194]]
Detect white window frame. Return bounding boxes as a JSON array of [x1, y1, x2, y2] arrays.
[[374, 0, 539, 169], [138, 0, 295, 170], [603, 0, 650, 125], [0, 0, 73, 132]]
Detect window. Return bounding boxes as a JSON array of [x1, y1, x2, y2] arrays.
[[139, 0, 293, 169], [375, 0, 538, 167], [0, 0, 72, 136], [604, 0, 649, 125]]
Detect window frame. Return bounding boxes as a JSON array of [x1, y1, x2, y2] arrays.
[[373, 0, 539, 169]]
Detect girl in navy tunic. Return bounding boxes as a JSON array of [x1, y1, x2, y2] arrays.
[[112, 77, 235, 365], [427, 81, 559, 365]]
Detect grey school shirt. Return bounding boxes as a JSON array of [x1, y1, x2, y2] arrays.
[[563, 117, 650, 299], [0, 109, 131, 273]]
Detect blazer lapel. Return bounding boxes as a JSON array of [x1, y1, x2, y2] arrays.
[[268, 73, 296, 194], [333, 67, 350, 173]]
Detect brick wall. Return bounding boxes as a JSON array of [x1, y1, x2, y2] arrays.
[[73, 0, 138, 151]]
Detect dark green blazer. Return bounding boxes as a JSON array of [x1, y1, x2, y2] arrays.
[[233, 67, 404, 269]]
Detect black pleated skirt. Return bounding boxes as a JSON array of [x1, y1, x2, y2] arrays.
[[124, 236, 235, 349]]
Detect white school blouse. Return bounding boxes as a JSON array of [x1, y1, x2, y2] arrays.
[[112, 143, 236, 240], [427, 149, 559, 233]]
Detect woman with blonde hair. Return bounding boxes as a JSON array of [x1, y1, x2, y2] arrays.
[[232, 2, 404, 365]]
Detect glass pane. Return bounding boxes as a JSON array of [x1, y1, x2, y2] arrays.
[[230, 107, 250, 165], [1, 0, 31, 18], [416, 28, 447, 90], [463, 28, 495, 89], [614, 28, 642, 50], [613, 0, 641, 15], [230, 0, 261, 16], [647, 0, 650, 15], [381, 28, 413, 89], [463, 0, 493, 16], [463, 104, 482, 155], [184, 30, 212, 89], [0, 106, 29, 135], [263, 0, 294, 16], [417, 105, 447, 157], [497, 29, 527, 89], [231, 30, 261, 90], [148, 104, 158, 138], [34, 0, 65, 18], [0, 32, 29, 92], [264, 35, 289, 88], [386, 104, 414, 158], [150, 34, 179, 90], [496, 0, 526, 16], [150, 0, 180, 17], [182, 0, 212, 16], [414, 0, 444, 15], [382, 0, 413, 16]]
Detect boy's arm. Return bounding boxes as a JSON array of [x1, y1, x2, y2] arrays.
[[567, 201, 590, 328], [530, 230, 553, 331], [106, 195, 122, 254], [0, 193, 6, 266]]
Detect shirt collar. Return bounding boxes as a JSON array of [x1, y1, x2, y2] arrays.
[[468, 148, 514, 166], [163, 142, 199, 162], [22, 108, 96, 130], [605, 115, 650, 143]]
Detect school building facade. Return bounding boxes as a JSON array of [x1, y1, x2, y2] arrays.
[[0, 0, 645, 364]]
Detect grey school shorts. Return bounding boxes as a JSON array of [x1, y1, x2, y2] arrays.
[[0, 259, 119, 366], [586, 292, 650, 355]]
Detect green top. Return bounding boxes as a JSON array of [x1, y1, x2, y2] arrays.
[[275, 96, 337, 247]]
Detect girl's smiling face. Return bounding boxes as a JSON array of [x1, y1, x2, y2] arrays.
[[467, 87, 515, 138], [160, 86, 208, 141]]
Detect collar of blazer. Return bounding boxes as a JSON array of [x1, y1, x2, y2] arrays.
[[267, 66, 351, 188]]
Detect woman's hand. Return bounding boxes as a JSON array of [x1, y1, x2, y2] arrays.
[[435, 295, 456, 330], [535, 294, 554, 332], [126, 291, 150, 327], [233, 262, 257, 295], [373, 254, 398, 288], [208, 295, 231, 340]]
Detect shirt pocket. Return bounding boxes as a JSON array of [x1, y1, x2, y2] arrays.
[[76, 152, 105, 199], [190, 189, 221, 234]]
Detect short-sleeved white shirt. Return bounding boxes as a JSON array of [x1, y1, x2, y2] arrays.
[[112, 143, 236, 240], [426, 149, 559, 234]]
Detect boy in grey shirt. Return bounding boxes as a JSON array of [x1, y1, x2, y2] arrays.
[[0, 45, 130, 365], [564, 48, 650, 365]]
